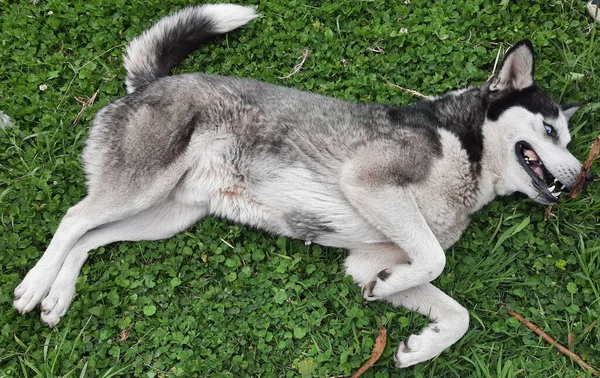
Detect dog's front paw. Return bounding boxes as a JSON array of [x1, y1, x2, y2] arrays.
[[14, 268, 56, 315], [361, 268, 393, 301]]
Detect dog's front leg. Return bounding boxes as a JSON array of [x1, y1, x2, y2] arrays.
[[340, 158, 446, 300], [345, 245, 468, 367]]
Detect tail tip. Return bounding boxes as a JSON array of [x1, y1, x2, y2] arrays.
[[200, 4, 260, 33]]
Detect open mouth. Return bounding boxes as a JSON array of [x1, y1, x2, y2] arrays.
[[515, 141, 567, 203]]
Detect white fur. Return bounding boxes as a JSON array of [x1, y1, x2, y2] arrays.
[[199, 4, 259, 33], [482, 107, 582, 200], [389, 283, 469, 367]]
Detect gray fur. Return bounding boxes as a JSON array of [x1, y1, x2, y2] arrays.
[[14, 4, 588, 369], [284, 210, 335, 241]]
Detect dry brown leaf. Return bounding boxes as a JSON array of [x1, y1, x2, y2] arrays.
[[351, 324, 387, 378], [118, 328, 129, 342], [570, 134, 600, 199]]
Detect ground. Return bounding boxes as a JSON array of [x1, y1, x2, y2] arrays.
[[1, 0, 599, 377]]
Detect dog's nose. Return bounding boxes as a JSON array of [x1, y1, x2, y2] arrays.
[[584, 171, 594, 187]]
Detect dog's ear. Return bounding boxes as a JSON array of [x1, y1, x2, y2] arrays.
[[489, 40, 534, 93], [561, 102, 582, 121]]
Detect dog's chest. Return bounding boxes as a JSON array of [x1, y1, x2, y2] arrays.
[[415, 129, 481, 249]]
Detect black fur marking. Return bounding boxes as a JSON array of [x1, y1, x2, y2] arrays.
[[164, 111, 201, 164], [487, 85, 559, 122], [394, 346, 403, 367], [159, 17, 217, 75], [377, 269, 392, 282], [561, 102, 581, 114], [387, 107, 443, 156], [127, 16, 219, 92], [388, 88, 486, 174], [402, 335, 412, 353], [284, 210, 335, 240], [364, 280, 377, 297]]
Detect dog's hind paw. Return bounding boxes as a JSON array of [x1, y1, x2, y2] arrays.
[[40, 282, 76, 327], [14, 269, 55, 315]]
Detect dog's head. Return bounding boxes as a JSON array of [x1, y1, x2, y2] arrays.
[[484, 40, 590, 205]]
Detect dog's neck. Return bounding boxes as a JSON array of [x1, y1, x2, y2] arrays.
[[477, 119, 513, 205]]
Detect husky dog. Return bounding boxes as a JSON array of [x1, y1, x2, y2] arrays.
[[14, 4, 592, 368]]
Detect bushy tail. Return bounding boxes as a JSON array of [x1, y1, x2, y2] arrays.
[[123, 4, 259, 93]]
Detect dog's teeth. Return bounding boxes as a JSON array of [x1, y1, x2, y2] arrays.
[[547, 185, 555, 192], [523, 149, 539, 161]]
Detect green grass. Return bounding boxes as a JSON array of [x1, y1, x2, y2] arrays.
[[1, 0, 599, 376]]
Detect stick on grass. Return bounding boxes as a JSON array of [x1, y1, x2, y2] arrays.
[[381, 77, 429, 98], [279, 48, 310, 79], [507, 310, 599, 376], [73, 89, 100, 126], [570, 134, 600, 199]]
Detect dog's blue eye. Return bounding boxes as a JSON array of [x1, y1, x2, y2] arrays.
[[544, 123, 555, 136]]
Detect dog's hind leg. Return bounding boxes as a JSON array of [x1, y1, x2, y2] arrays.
[[14, 170, 188, 315], [14, 195, 134, 314], [38, 200, 207, 326]]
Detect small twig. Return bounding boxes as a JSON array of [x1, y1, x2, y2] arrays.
[[368, 40, 385, 53], [507, 310, 599, 376], [568, 333, 575, 351], [570, 133, 600, 199], [219, 237, 235, 249], [351, 324, 387, 378], [544, 205, 557, 221], [58, 43, 124, 110], [583, 319, 598, 335], [381, 77, 429, 99], [487, 44, 504, 82], [73, 88, 100, 125], [279, 48, 310, 79]]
